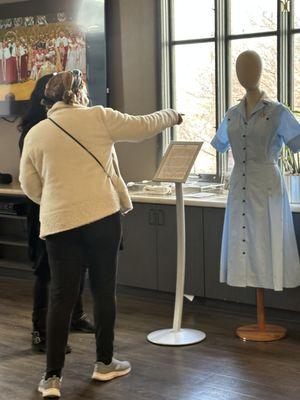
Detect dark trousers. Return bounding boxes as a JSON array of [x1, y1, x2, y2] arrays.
[[32, 271, 85, 335], [45, 212, 121, 373], [27, 199, 86, 334]]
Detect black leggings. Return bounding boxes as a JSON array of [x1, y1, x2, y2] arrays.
[[27, 199, 86, 333], [32, 271, 85, 334], [45, 212, 121, 373]]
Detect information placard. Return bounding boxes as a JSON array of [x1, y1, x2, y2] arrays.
[[153, 141, 203, 183]]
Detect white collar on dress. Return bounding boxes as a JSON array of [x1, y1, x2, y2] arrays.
[[237, 91, 273, 119]]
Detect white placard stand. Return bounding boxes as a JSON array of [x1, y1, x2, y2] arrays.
[[147, 142, 206, 346]]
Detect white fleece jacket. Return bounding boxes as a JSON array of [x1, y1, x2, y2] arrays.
[[19, 102, 179, 238]]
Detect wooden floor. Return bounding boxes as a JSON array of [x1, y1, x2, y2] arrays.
[[1, 276, 300, 400]]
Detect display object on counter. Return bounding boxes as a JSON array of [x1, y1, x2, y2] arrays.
[[0, 172, 13, 184]]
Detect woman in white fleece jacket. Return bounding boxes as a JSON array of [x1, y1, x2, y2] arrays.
[[19, 69, 181, 399]]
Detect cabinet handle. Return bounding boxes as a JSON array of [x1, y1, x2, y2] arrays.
[[158, 209, 165, 226], [148, 209, 156, 225]]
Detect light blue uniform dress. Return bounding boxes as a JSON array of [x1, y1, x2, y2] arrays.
[[211, 96, 300, 291]]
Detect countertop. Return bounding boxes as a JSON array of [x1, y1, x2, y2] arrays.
[[130, 191, 228, 208], [0, 183, 26, 196], [1, 183, 300, 212]]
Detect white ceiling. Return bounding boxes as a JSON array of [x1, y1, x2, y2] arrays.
[[0, 0, 29, 4]]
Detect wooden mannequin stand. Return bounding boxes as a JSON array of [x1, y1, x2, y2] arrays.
[[236, 288, 287, 342]]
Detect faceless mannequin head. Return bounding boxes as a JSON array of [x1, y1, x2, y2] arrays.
[[236, 51, 262, 91]]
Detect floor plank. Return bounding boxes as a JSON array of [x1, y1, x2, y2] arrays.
[[0, 276, 300, 399]]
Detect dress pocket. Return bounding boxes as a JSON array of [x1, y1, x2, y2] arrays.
[[266, 166, 281, 196]]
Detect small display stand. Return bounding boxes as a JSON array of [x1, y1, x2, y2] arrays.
[[147, 141, 206, 346], [236, 288, 287, 342]]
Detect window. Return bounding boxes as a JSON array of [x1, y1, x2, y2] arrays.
[[229, 0, 277, 35], [292, 1, 300, 111], [170, 0, 216, 175], [228, 0, 278, 105], [173, 43, 216, 174], [162, 0, 297, 179], [172, 0, 215, 40]]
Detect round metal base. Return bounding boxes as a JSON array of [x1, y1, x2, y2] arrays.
[[147, 328, 206, 346]]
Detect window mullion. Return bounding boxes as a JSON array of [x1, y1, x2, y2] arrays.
[[160, 0, 172, 157], [279, 0, 290, 104], [289, 0, 294, 108], [216, 0, 227, 177]]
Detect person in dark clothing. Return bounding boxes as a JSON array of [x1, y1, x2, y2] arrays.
[[19, 73, 94, 353]]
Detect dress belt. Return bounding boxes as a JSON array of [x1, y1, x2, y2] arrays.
[[235, 161, 277, 166]]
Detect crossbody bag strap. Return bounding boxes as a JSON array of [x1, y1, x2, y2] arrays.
[[48, 117, 113, 181]]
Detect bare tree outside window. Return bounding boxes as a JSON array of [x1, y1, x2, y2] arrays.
[[293, 34, 300, 110], [294, 0, 300, 27], [173, 0, 214, 40], [230, 0, 277, 34], [293, 1, 300, 112], [174, 43, 216, 174], [172, 0, 215, 174]]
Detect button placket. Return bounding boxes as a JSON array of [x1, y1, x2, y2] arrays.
[[242, 119, 248, 255]]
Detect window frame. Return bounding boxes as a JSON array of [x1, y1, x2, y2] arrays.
[[161, 0, 294, 181], [290, 0, 300, 110]]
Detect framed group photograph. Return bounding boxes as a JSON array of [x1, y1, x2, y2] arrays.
[[0, 12, 87, 102]]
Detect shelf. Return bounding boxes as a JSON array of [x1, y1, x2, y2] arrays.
[[0, 259, 32, 272], [0, 235, 28, 247], [0, 213, 26, 220]]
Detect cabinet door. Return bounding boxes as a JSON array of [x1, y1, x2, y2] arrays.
[[156, 205, 204, 296], [118, 203, 158, 290], [156, 205, 177, 293], [203, 208, 256, 304], [264, 213, 300, 311], [0, 195, 31, 277], [185, 206, 204, 297]]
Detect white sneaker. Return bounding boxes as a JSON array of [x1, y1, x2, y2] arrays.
[[38, 374, 62, 398], [92, 358, 131, 381]]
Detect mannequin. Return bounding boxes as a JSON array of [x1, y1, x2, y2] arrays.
[[236, 51, 284, 341], [211, 50, 300, 341]]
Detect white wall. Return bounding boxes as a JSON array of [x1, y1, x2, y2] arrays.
[[0, 119, 21, 180], [108, 0, 160, 182]]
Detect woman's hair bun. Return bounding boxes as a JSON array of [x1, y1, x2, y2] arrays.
[[63, 89, 76, 104]]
